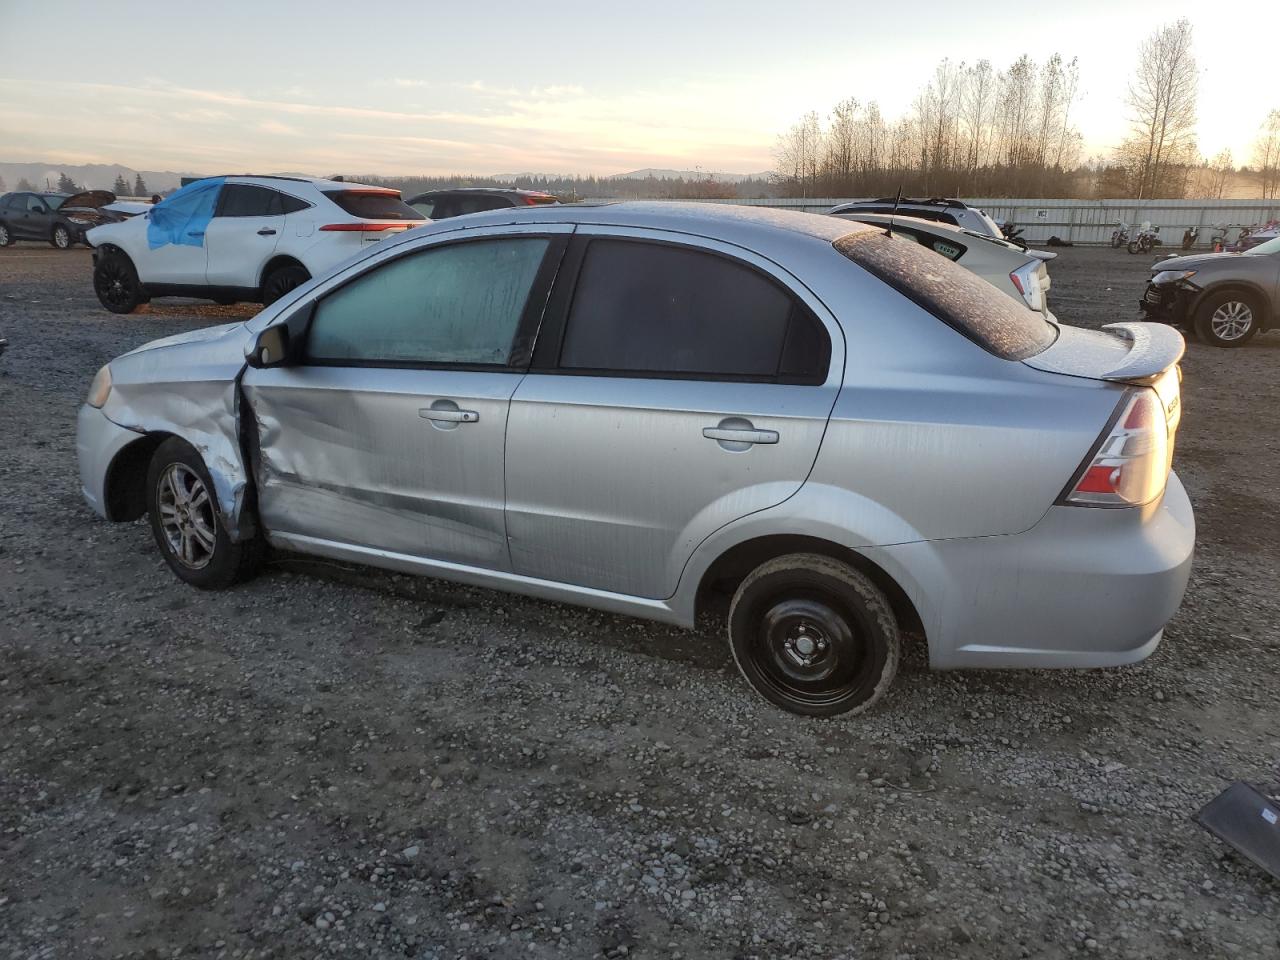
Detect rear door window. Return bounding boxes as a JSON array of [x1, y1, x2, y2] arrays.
[[556, 239, 828, 383], [835, 231, 1055, 360], [322, 191, 425, 221], [216, 184, 281, 217]]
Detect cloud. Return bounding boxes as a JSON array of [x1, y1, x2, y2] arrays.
[[257, 119, 301, 136]]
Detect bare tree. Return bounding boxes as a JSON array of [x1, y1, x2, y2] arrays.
[[960, 60, 995, 180], [1253, 109, 1280, 199], [1121, 19, 1198, 199], [773, 112, 824, 197]]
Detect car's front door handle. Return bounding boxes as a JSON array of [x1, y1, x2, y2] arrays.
[[419, 408, 479, 423], [702, 426, 779, 445], [257, 228, 277, 236]]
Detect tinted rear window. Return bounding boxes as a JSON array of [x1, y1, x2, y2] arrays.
[[322, 191, 425, 221], [834, 231, 1056, 360]]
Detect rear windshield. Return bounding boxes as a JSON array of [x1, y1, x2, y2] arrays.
[[322, 190, 425, 221], [834, 231, 1056, 360]]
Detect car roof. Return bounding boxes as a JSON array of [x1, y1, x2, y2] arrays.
[[200, 175, 397, 193], [412, 187, 556, 199], [403, 200, 871, 250]]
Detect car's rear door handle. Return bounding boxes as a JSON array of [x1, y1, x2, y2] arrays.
[[419, 408, 479, 423], [702, 426, 778, 444], [257, 228, 277, 236]]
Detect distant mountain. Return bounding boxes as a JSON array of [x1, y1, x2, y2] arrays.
[[0, 161, 200, 195], [609, 168, 772, 183]]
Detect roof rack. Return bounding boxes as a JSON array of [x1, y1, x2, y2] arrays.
[[870, 196, 967, 208]]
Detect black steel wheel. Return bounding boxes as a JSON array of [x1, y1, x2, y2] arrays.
[[93, 252, 147, 314], [729, 554, 899, 717], [261, 263, 310, 305]]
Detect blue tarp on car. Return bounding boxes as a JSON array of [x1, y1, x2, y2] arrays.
[[146, 177, 224, 249]]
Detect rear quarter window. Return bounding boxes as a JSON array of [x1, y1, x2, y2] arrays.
[[834, 231, 1056, 361], [322, 191, 425, 221]]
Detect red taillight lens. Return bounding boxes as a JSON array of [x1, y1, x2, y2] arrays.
[[1064, 389, 1171, 507], [319, 222, 409, 232]]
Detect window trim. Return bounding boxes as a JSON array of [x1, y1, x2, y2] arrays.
[[529, 235, 832, 385], [297, 233, 569, 372]]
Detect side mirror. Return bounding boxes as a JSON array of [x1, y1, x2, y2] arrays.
[[246, 325, 290, 368]]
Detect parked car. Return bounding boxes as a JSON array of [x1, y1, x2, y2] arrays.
[[832, 212, 1055, 314], [407, 187, 559, 219], [0, 189, 127, 249], [1140, 232, 1280, 346], [85, 175, 426, 313], [76, 203, 1193, 718], [827, 197, 1004, 240]]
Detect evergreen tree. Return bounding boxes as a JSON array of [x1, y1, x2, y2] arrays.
[[0, 175, 6, 193], [16, 177, 35, 191], [133, 173, 148, 196], [113, 174, 130, 195], [57, 172, 78, 193]]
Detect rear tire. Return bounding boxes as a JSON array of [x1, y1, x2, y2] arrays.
[[51, 224, 72, 250], [261, 264, 310, 305], [1194, 290, 1260, 348], [93, 250, 147, 314], [728, 554, 899, 718], [146, 437, 263, 590]]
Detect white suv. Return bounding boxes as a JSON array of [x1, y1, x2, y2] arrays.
[[87, 176, 426, 313]]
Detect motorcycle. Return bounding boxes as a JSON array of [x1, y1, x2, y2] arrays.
[[1110, 222, 1130, 248], [1211, 223, 1230, 252], [1127, 224, 1160, 255]]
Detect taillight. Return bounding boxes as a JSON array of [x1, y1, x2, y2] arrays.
[[319, 222, 410, 232], [1009, 261, 1046, 312], [1063, 389, 1171, 507]]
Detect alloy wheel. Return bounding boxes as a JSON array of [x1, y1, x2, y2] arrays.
[[95, 260, 136, 310], [0, 224, 9, 246], [1210, 301, 1254, 342], [156, 463, 217, 569], [53, 226, 70, 249]]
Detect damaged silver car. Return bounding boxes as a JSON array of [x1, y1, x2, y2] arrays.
[[77, 203, 1195, 717]]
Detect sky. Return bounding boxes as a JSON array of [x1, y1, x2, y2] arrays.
[[0, 0, 1276, 177]]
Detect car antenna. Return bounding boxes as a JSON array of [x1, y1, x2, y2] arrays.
[[885, 187, 903, 237]]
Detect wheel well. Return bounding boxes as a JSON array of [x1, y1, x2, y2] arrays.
[[694, 534, 926, 642], [259, 255, 309, 293], [103, 432, 172, 521]]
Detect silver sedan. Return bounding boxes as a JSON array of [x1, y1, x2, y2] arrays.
[[77, 202, 1195, 717]]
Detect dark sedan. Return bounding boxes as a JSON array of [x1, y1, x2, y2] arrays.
[[406, 187, 559, 220]]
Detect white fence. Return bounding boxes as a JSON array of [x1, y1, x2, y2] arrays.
[[671, 197, 1280, 247]]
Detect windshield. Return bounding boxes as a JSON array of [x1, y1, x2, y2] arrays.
[[1246, 235, 1280, 256], [42, 195, 67, 209]]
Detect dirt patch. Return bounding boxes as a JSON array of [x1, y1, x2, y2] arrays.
[[1, 244, 1278, 959]]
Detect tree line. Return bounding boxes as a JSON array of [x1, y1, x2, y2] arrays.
[[773, 19, 1280, 200], [1, 172, 150, 195]]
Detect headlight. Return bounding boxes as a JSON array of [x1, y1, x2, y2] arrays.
[[1151, 269, 1196, 285], [86, 365, 112, 408]]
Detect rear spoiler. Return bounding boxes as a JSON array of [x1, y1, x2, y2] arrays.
[[1097, 322, 1186, 382], [1022, 321, 1185, 385]]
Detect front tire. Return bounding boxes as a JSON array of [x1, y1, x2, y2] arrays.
[[93, 251, 147, 314], [728, 554, 899, 718], [261, 263, 310, 305], [146, 437, 263, 590], [1194, 290, 1260, 347], [0, 223, 11, 247], [51, 224, 72, 249]]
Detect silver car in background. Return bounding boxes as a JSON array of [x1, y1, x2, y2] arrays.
[[76, 203, 1195, 717], [832, 211, 1055, 314]]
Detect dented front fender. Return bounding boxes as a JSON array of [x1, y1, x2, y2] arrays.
[[98, 321, 254, 540]]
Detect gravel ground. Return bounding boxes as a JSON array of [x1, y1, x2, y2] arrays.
[[1, 242, 1277, 959]]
